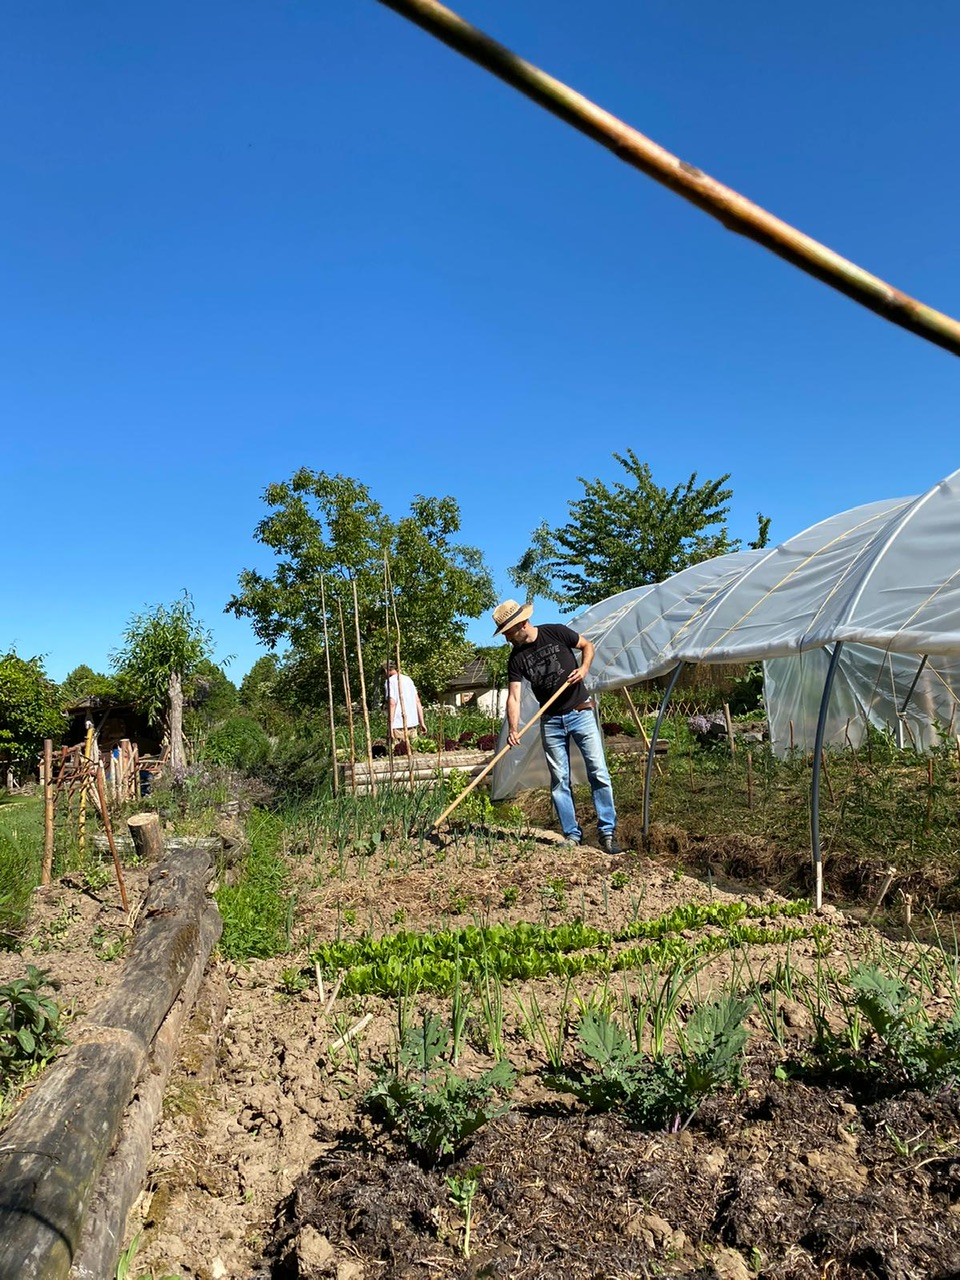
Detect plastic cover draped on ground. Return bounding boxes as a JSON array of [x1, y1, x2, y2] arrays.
[[491, 470, 960, 800]]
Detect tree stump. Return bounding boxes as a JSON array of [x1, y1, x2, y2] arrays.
[[127, 812, 164, 863]]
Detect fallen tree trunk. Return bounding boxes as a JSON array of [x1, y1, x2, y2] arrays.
[[0, 849, 222, 1280]]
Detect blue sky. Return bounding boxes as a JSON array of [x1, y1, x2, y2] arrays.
[[4, 0, 959, 684]]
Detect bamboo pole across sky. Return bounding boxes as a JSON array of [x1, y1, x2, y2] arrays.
[[376, 0, 960, 359]]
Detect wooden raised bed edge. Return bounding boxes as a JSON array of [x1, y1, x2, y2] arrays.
[[0, 848, 222, 1280]]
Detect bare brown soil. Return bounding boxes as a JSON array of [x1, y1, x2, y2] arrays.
[[3, 822, 960, 1280]]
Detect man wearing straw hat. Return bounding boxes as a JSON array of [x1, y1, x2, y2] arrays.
[[493, 599, 622, 854]]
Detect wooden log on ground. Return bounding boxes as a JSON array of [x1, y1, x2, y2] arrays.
[[0, 849, 220, 1280], [127, 812, 165, 863], [68, 903, 222, 1280]]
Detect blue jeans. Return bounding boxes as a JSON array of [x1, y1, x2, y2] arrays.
[[540, 709, 617, 841]]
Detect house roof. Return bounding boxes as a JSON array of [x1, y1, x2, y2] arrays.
[[446, 657, 493, 691]]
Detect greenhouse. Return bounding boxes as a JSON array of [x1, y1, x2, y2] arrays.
[[491, 468, 960, 903]]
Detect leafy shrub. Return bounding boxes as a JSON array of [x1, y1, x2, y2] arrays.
[[601, 722, 625, 736], [443, 739, 460, 751], [203, 715, 271, 771], [458, 731, 475, 746], [364, 1010, 515, 1164], [476, 734, 497, 752], [0, 965, 68, 1090]]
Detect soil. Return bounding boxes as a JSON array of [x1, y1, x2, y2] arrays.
[[3, 811, 960, 1280]]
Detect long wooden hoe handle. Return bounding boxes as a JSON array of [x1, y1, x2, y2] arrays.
[[431, 679, 577, 830]]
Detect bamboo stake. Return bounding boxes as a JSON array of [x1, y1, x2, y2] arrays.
[[431, 679, 572, 830], [620, 688, 662, 777], [382, 555, 396, 786], [377, 0, 960, 359], [746, 750, 754, 810], [789, 720, 795, 754], [820, 749, 836, 805], [320, 576, 340, 796], [902, 891, 913, 927], [351, 576, 379, 798], [94, 764, 129, 914], [336, 596, 358, 794], [867, 866, 897, 921], [722, 702, 736, 756], [384, 550, 416, 788], [327, 1012, 373, 1054], [77, 722, 95, 856], [42, 739, 54, 886], [926, 755, 935, 829]]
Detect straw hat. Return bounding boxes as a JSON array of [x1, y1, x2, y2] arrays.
[[492, 599, 534, 636]]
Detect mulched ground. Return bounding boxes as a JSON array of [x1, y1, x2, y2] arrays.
[[270, 1067, 960, 1279]]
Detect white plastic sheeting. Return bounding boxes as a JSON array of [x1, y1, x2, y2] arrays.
[[491, 469, 960, 800]]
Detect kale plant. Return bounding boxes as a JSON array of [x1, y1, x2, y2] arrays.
[[363, 1010, 515, 1165]]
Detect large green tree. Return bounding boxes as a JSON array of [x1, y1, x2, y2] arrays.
[[111, 594, 215, 772], [512, 450, 770, 609], [59, 664, 118, 708], [226, 470, 495, 702], [0, 652, 63, 780]]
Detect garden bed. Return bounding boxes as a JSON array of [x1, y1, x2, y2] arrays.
[[3, 814, 960, 1279]]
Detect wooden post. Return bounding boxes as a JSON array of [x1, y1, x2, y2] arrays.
[[722, 702, 736, 756], [351, 576, 378, 797], [77, 722, 95, 857], [95, 765, 129, 913], [128, 812, 165, 863], [319, 576, 340, 796], [789, 720, 795, 753], [42, 739, 54, 886], [119, 739, 131, 801]]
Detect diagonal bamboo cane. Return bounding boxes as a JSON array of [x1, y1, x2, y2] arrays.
[[376, 0, 960, 358], [431, 678, 576, 831]]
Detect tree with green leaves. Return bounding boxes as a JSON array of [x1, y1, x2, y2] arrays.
[[0, 653, 63, 781], [226, 470, 495, 704], [59, 665, 119, 708], [111, 594, 215, 773], [511, 450, 769, 609]]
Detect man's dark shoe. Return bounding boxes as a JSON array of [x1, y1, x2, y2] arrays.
[[599, 834, 624, 855]]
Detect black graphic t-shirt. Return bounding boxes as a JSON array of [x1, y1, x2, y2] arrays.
[[507, 624, 583, 717]]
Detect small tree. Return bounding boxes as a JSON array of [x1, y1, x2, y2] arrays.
[[59, 664, 119, 708], [514, 450, 769, 609], [0, 653, 63, 783], [226, 470, 495, 706], [112, 594, 215, 773]]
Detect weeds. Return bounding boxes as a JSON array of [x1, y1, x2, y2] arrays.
[[0, 965, 69, 1098]]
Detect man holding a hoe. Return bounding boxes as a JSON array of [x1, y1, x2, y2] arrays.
[[493, 599, 622, 854]]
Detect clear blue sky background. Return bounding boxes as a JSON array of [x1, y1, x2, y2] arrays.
[[4, 0, 959, 685]]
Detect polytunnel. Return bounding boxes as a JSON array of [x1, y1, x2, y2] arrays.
[[490, 468, 960, 905]]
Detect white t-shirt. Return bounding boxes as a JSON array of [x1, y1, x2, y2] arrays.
[[385, 672, 419, 730]]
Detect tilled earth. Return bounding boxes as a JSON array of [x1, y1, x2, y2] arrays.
[[3, 819, 960, 1280]]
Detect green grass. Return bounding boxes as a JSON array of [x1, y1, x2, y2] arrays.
[[215, 809, 294, 960], [0, 797, 44, 944]]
